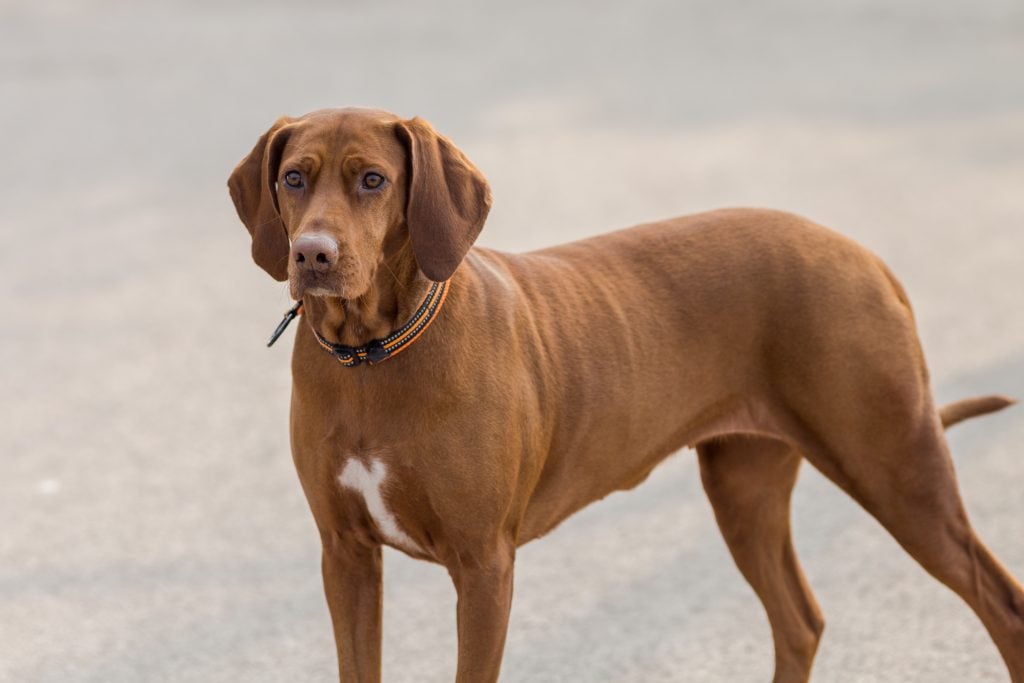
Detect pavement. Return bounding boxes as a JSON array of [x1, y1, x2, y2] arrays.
[[1, 0, 1022, 681]]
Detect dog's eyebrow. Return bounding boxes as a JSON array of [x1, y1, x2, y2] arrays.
[[282, 155, 320, 174], [341, 154, 390, 173]]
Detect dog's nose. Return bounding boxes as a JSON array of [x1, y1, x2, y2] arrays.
[[291, 233, 339, 273]]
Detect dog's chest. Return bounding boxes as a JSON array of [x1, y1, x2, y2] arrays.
[[337, 455, 424, 556]]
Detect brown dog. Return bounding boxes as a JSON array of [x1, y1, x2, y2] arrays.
[[229, 107, 1023, 683]]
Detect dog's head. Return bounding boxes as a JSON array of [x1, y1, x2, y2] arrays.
[[228, 108, 491, 299]]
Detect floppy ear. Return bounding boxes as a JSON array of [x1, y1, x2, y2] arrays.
[[227, 117, 297, 281], [395, 118, 492, 282]]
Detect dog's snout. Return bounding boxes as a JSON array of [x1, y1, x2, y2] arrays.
[[291, 233, 339, 273]]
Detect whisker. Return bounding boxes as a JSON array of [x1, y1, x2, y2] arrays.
[[381, 259, 406, 292]]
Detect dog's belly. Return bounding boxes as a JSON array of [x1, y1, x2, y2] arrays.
[[516, 395, 788, 543]]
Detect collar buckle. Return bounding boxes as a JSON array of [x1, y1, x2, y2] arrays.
[[364, 340, 389, 364]]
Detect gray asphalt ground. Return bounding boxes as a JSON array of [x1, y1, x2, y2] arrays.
[[2, 1, 1023, 681]]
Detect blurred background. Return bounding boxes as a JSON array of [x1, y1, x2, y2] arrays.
[[2, 0, 1022, 681]]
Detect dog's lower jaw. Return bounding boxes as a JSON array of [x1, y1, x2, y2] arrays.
[[289, 273, 372, 303], [294, 285, 340, 299]]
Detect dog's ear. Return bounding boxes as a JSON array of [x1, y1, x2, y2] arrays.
[[395, 118, 492, 282], [227, 117, 297, 281]]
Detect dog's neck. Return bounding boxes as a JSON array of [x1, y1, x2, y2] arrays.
[[300, 246, 433, 348]]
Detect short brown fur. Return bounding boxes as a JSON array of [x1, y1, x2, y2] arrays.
[[229, 107, 1023, 683]]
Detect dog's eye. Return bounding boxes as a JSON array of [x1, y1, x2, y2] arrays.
[[361, 172, 386, 190], [283, 171, 304, 189]]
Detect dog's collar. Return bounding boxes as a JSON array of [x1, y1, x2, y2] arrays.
[[267, 280, 450, 367]]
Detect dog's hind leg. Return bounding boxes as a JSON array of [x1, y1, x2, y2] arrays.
[[698, 437, 824, 683], [794, 405, 1024, 682]]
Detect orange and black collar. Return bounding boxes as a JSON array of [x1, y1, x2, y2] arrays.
[[267, 279, 450, 367]]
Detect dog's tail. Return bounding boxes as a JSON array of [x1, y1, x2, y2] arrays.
[[940, 394, 1016, 429]]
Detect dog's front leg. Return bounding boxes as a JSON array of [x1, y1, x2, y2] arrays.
[[321, 540, 383, 683], [449, 544, 515, 683]]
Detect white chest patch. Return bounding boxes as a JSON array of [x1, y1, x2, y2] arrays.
[[338, 458, 422, 553]]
